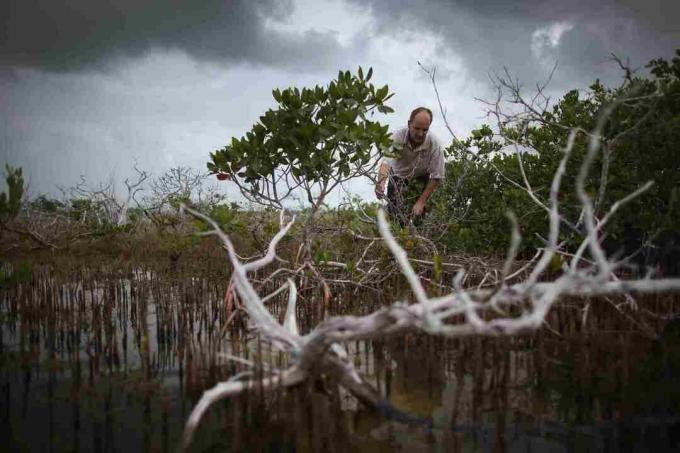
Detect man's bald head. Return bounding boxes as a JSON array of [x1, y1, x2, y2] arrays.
[[407, 107, 433, 146], [409, 107, 433, 123]]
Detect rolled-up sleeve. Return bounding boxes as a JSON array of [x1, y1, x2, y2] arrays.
[[380, 156, 394, 167], [382, 129, 404, 169]]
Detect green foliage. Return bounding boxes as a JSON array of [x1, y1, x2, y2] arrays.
[[29, 195, 65, 212], [0, 165, 24, 223], [66, 197, 121, 232], [127, 206, 147, 225], [431, 49, 680, 259], [68, 197, 99, 222], [208, 67, 393, 189], [196, 202, 246, 235], [64, 197, 132, 236], [432, 252, 443, 281], [157, 231, 200, 259], [0, 261, 33, 288]]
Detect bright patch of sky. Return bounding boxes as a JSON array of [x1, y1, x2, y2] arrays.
[[531, 21, 575, 70], [263, 0, 373, 47]]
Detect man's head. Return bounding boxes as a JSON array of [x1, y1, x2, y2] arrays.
[[407, 107, 433, 147]]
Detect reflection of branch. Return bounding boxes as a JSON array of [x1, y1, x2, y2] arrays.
[[183, 369, 307, 450]]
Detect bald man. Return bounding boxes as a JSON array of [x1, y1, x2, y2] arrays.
[[375, 107, 445, 225]]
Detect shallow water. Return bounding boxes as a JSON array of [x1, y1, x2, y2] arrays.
[[2, 263, 680, 452]]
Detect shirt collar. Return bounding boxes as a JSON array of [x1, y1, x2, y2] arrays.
[[406, 129, 430, 152]]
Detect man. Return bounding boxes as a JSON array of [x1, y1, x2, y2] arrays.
[[375, 107, 445, 225]]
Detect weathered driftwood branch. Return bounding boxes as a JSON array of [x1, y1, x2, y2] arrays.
[[181, 192, 680, 449]]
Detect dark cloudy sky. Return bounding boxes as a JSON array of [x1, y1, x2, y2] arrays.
[[1, 0, 678, 200]]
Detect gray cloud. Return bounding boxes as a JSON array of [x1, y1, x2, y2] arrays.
[[0, 0, 348, 72], [350, 0, 680, 90], [3, 0, 678, 199]]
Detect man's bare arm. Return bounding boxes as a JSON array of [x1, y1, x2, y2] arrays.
[[375, 162, 390, 199]]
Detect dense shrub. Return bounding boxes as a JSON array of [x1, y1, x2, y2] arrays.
[[429, 50, 680, 272]]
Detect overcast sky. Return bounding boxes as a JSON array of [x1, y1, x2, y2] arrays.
[[1, 0, 678, 202]]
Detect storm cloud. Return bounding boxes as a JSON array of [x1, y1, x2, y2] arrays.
[[1, 0, 348, 72], [349, 0, 680, 89], [1, 0, 679, 199]]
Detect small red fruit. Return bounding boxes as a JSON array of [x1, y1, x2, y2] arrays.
[[216, 173, 230, 181]]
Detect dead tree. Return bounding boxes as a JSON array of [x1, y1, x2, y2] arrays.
[[141, 166, 225, 231], [60, 165, 149, 227]]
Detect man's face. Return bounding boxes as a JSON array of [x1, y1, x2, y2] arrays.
[[408, 111, 431, 147]]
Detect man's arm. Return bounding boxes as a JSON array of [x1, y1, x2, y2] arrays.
[[412, 178, 440, 216], [375, 161, 390, 199]]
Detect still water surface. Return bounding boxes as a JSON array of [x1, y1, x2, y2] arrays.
[[2, 264, 680, 451]]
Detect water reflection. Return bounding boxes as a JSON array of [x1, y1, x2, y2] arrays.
[[2, 264, 680, 451]]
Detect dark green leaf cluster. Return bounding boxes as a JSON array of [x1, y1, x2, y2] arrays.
[[430, 49, 680, 266], [0, 261, 33, 289], [208, 68, 393, 184], [195, 203, 246, 235], [0, 165, 24, 224], [30, 195, 65, 213]]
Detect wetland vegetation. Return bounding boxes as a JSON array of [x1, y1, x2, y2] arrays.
[[3, 258, 680, 451], [2, 50, 680, 451]]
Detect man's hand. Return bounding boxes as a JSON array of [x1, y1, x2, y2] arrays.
[[375, 161, 390, 200], [411, 179, 439, 217], [412, 199, 425, 216], [375, 183, 386, 199]]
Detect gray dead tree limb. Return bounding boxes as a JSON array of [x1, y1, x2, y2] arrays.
[[181, 161, 680, 447]]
